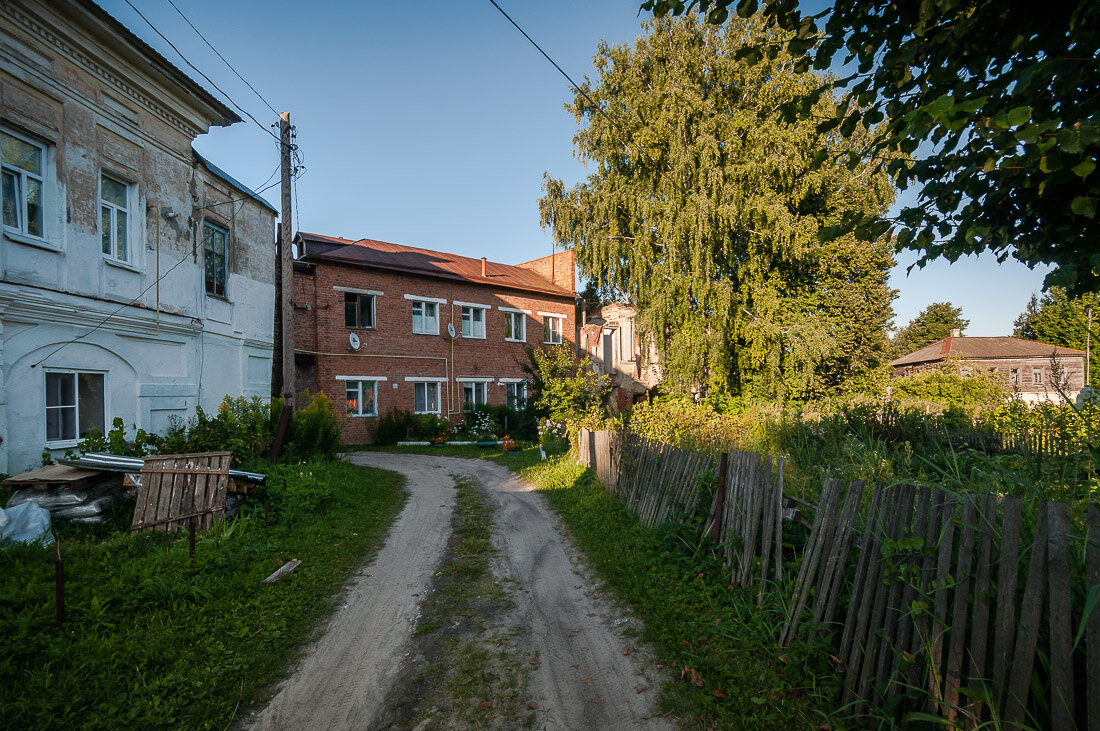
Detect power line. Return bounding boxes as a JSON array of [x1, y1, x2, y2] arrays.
[[485, 0, 613, 126], [122, 0, 279, 141], [163, 0, 279, 117]]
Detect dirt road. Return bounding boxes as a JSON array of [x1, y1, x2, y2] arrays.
[[247, 453, 670, 730]]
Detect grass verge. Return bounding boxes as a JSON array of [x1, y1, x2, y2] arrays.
[[0, 459, 405, 729], [517, 455, 836, 729], [381, 475, 535, 729]]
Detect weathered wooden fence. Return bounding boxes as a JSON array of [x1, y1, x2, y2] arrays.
[[576, 429, 1100, 728]]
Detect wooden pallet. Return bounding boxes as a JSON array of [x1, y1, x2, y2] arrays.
[[131, 452, 231, 532]]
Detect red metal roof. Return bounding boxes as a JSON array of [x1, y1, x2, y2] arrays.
[[889, 336, 1087, 367], [295, 231, 575, 299]]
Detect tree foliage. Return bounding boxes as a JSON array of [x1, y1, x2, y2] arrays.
[[890, 301, 969, 358], [527, 345, 610, 426], [1013, 286, 1099, 377], [539, 15, 896, 402], [643, 1, 1100, 294]]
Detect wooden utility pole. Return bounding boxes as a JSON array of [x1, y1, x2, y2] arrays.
[[1088, 306, 1093, 386], [279, 112, 295, 407]]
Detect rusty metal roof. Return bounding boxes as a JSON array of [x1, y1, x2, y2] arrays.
[[889, 336, 1087, 367], [295, 231, 575, 299]]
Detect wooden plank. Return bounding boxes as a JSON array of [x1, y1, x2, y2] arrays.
[[992, 495, 1023, 703], [783, 478, 839, 645], [965, 492, 998, 724], [1089, 503, 1100, 731], [927, 494, 958, 714], [943, 495, 977, 722], [262, 558, 301, 584], [757, 456, 775, 603], [839, 482, 885, 662], [774, 457, 784, 583], [874, 484, 916, 703], [1046, 502, 1073, 731], [1003, 502, 1050, 727], [905, 488, 946, 714], [741, 454, 764, 587], [817, 480, 867, 631], [889, 485, 931, 700]]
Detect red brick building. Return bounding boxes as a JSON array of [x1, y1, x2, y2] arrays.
[[292, 232, 576, 443]]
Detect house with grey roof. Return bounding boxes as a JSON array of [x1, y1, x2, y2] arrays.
[[888, 329, 1087, 404]]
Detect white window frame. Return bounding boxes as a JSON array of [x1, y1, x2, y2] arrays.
[[405, 295, 443, 335], [411, 380, 442, 414], [499, 379, 528, 410], [1032, 369, 1043, 384], [44, 369, 106, 446], [339, 377, 382, 417], [460, 305, 486, 339], [1, 127, 47, 243], [100, 171, 134, 264], [462, 381, 488, 406], [501, 308, 527, 342], [540, 312, 564, 345]]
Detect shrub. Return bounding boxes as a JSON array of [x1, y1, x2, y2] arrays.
[[284, 391, 341, 461], [527, 345, 610, 428], [625, 396, 747, 453], [373, 409, 453, 444]]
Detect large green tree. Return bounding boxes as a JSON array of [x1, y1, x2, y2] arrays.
[[890, 302, 969, 358], [539, 15, 896, 401], [643, 1, 1100, 294], [1014, 287, 1099, 379]]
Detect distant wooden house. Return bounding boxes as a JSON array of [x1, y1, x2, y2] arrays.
[[888, 329, 1087, 404]]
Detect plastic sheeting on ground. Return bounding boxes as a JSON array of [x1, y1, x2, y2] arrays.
[[0, 502, 54, 546]]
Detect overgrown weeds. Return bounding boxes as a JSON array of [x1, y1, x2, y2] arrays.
[[0, 459, 405, 729]]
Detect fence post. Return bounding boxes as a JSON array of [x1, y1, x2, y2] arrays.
[[54, 536, 64, 629], [711, 453, 729, 547]]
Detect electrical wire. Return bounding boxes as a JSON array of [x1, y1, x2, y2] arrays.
[[485, 0, 614, 126], [122, 0, 279, 141], [163, 0, 279, 117]]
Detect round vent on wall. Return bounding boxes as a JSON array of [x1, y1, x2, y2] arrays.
[[447, 323, 457, 338], [348, 333, 361, 350]]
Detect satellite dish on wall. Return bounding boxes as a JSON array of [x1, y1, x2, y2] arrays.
[[348, 333, 361, 350], [447, 323, 456, 338]]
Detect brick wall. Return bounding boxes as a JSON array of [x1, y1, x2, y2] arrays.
[[516, 249, 576, 294], [293, 261, 576, 443]]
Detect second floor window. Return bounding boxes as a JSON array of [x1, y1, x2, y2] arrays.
[[204, 221, 228, 297], [461, 306, 485, 338], [100, 173, 131, 262], [345, 292, 374, 328], [504, 311, 525, 342], [543, 315, 563, 345], [411, 300, 438, 334], [1, 129, 45, 239]]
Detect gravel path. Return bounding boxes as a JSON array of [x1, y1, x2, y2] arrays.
[[247, 453, 670, 730]]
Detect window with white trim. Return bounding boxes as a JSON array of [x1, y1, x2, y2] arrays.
[[45, 371, 105, 443], [461, 306, 486, 338], [463, 381, 488, 406], [100, 173, 132, 262], [203, 221, 228, 297], [411, 299, 438, 335], [505, 382, 527, 410], [504, 311, 525, 342], [345, 380, 379, 417], [414, 381, 441, 414], [345, 292, 374, 328], [543, 315, 563, 345], [1032, 369, 1043, 384], [1, 129, 45, 239]]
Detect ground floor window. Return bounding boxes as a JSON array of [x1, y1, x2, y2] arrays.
[[505, 382, 527, 410], [462, 381, 488, 406], [45, 371, 105, 443], [345, 380, 378, 417], [414, 381, 441, 414]]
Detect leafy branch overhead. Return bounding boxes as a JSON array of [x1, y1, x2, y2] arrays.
[[540, 15, 896, 401], [642, 0, 1100, 294]]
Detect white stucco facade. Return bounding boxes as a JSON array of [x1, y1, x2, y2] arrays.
[[0, 0, 276, 473]]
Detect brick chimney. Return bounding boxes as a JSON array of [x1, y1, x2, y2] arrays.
[[481, 257, 486, 277]]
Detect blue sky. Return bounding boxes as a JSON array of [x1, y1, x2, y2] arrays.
[[97, 0, 1051, 336]]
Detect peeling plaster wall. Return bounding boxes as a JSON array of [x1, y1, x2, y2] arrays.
[[0, 0, 276, 473]]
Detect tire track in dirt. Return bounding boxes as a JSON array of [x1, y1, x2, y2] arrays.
[[246, 453, 671, 730]]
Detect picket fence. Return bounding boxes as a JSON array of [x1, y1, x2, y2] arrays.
[[575, 428, 1100, 728]]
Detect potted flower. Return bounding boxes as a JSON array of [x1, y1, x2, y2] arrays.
[[500, 435, 522, 453], [429, 435, 447, 447]]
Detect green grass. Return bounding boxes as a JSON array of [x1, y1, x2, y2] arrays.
[[517, 456, 836, 729], [0, 459, 405, 729]]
